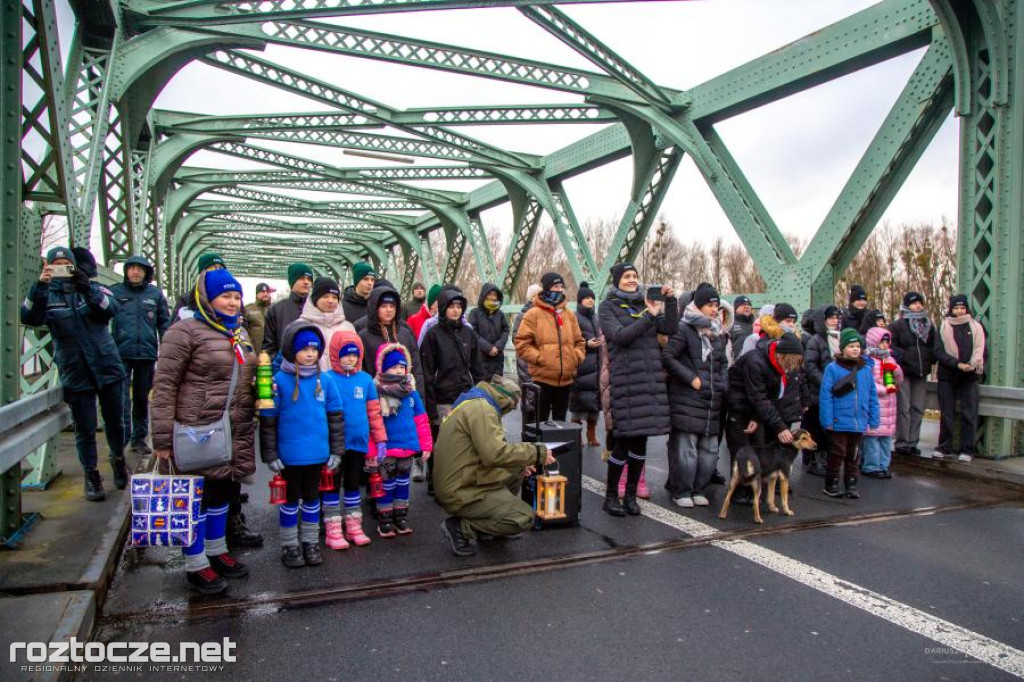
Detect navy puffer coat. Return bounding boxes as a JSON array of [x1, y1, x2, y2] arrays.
[[598, 288, 678, 438], [110, 256, 171, 360], [569, 304, 601, 414]]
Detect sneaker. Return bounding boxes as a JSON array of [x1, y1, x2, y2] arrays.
[[302, 542, 323, 566], [692, 494, 709, 507], [709, 470, 727, 485], [441, 517, 477, 556], [281, 545, 305, 568], [910, 446, 922, 456], [957, 453, 974, 463], [673, 494, 694, 509], [208, 553, 250, 578], [186, 567, 227, 595], [879, 470, 893, 479], [931, 451, 947, 460]]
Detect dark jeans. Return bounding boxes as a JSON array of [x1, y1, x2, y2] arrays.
[[937, 379, 979, 454], [64, 382, 125, 469], [827, 431, 862, 479], [537, 383, 571, 422], [121, 359, 155, 444]]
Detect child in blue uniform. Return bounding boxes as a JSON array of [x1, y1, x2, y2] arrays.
[[260, 321, 345, 568], [373, 343, 433, 536]]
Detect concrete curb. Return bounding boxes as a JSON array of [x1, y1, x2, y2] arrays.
[[895, 454, 1024, 494]]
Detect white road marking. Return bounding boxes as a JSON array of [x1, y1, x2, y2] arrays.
[[581, 475, 1024, 678]]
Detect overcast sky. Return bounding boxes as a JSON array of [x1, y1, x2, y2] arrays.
[[56, 0, 960, 292]]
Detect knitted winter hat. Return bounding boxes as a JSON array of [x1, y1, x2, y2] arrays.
[[292, 329, 322, 354], [774, 303, 798, 322], [255, 282, 275, 294], [823, 305, 842, 320], [426, 284, 443, 308], [287, 262, 314, 288], [866, 326, 891, 348], [352, 262, 376, 286], [775, 332, 803, 356], [205, 269, 242, 301], [541, 272, 564, 291], [948, 294, 970, 314], [849, 284, 868, 304], [577, 281, 596, 304], [525, 284, 543, 302], [693, 285, 720, 308], [758, 303, 776, 318], [338, 342, 360, 358], [196, 252, 225, 273], [381, 348, 408, 373], [733, 295, 752, 308], [311, 276, 341, 306], [903, 291, 924, 307], [865, 309, 886, 327], [46, 247, 76, 266], [377, 290, 400, 307], [839, 327, 863, 351], [609, 262, 638, 289]]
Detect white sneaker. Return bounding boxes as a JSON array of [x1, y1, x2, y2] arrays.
[[929, 451, 943, 460], [957, 453, 973, 463], [674, 495, 694, 508], [692, 494, 710, 507]]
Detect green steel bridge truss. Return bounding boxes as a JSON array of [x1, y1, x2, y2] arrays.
[[1, 0, 1022, 527]]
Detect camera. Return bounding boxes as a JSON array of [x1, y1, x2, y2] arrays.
[[645, 285, 666, 302], [50, 264, 76, 278]]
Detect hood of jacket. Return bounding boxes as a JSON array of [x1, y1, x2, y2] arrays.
[[477, 380, 518, 415], [760, 314, 800, 340], [280, 319, 325, 363], [803, 305, 830, 336], [365, 283, 403, 333], [328, 329, 364, 373], [301, 295, 348, 329], [476, 282, 503, 309], [375, 341, 413, 376], [122, 255, 154, 287], [437, 288, 469, 324]]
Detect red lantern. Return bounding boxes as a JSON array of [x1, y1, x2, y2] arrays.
[[319, 465, 335, 492], [268, 474, 288, 505], [368, 471, 385, 499]]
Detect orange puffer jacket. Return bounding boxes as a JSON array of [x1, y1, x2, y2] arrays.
[[513, 296, 585, 387]]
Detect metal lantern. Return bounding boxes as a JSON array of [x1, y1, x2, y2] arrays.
[[268, 473, 287, 505], [256, 351, 275, 411], [535, 468, 568, 520], [368, 471, 385, 499], [319, 465, 335, 492]]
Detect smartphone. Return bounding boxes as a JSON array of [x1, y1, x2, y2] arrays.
[[50, 264, 76, 278], [646, 285, 665, 302]]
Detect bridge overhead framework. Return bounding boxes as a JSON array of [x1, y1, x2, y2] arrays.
[[1, 0, 1023, 539]]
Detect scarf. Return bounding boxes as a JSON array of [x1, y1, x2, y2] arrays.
[[193, 291, 252, 364], [610, 287, 645, 318], [940, 314, 985, 374], [280, 358, 323, 402], [682, 302, 723, 361], [483, 299, 501, 313], [867, 346, 890, 359], [901, 306, 933, 342], [767, 342, 788, 398], [301, 298, 349, 330], [827, 328, 840, 357], [376, 372, 415, 416]]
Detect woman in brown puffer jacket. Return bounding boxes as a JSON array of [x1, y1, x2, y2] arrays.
[[151, 269, 256, 596]]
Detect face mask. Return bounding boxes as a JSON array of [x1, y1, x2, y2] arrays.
[[484, 299, 501, 313], [541, 290, 565, 306]]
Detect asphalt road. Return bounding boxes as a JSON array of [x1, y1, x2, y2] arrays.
[[84, 414, 1024, 682]]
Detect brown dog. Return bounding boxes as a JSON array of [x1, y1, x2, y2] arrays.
[[718, 429, 818, 524]]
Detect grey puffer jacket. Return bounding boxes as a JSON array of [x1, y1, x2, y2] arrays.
[[663, 302, 730, 435], [598, 288, 678, 438]]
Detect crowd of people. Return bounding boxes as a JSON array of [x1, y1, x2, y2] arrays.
[[20, 246, 987, 594]]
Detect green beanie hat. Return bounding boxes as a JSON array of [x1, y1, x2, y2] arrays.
[[352, 262, 376, 286], [839, 327, 863, 351], [287, 262, 314, 288], [426, 284, 443, 308], [196, 252, 225, 273]]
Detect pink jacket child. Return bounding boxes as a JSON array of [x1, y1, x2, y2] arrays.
[[865, 326, 904, 438], [369, 342, 433, 537]]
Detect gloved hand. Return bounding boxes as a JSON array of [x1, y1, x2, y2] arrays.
[[326, 454, 341, 471], [72, 270, 91, 295], [376, 442, 387, 464], [267, 458, 285, 473], [881, 358, 898, 372]]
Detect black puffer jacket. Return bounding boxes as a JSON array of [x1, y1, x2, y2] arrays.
[[841, 305, 868, 334], [569, 304, 601, 414], [110, 255, 171, 361], [888, 314, 938, 378], [420, 289, 487, 420], [467, 283, 509, 380], [727, 337, 806, 437], [342, 285, 370, 325], [262, 291, 306, 356], [663, 304, 729, 435], [729, 313, 754, 359], [598, 288, 678, 438], [802, 306, 836, 407], [358, 284, 425, 391]]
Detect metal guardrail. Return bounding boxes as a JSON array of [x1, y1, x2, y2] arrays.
[[924, 382, 1024, 421]]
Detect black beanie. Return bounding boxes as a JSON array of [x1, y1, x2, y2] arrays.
[[775, 332, 803, 355], [849, 284, 868, 304], [311, 277, 341, 306], [823, 305, 841, 320], [577, 281, 596, 305], [609, 262, 637, 289], [774, 303, 798, 322], [541, 272, 564, 291], [948, 294, 969, 314], [903, 291, 924, 307], [734, 295, 752, 308], [693, 285, 720, 308]]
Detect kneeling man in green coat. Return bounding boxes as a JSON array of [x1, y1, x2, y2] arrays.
[[435, 375, 556, 556]]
